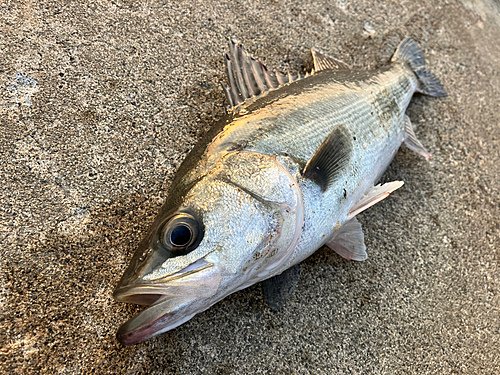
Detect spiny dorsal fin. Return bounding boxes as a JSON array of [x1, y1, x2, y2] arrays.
[[223, 39, 307, 111], [311, 48, 351, 72], [302, 124, 352, 191], [261, 263, 301, 312]]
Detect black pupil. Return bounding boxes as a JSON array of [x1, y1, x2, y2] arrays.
[[170, 225, 192, 247]]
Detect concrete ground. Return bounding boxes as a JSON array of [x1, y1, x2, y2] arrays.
[[1, 0, 499, 373]]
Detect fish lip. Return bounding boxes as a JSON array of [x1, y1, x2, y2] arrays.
[[112, 284, 174, 305], [114, 260, 221, 345], [116, 295, 197, 345], [113, 259, 214, 303]]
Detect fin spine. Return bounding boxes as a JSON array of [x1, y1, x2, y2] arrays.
[[223, 39, 314, 112]]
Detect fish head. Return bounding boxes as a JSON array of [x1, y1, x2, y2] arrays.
[[113, 151, 303, 345]]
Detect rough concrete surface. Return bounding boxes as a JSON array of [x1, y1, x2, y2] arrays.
[[1, 0, 499, 373]]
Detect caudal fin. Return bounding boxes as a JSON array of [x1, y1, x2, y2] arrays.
[[392, 38, 447, 97]]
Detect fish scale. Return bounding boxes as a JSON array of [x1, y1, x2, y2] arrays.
[[113, 38, 446, 345]]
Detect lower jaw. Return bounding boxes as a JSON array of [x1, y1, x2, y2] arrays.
[[114, 260, 223, 344], [116, 295, 196, 345]]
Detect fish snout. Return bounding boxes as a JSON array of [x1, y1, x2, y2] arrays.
[[114, 260, 222, 345]]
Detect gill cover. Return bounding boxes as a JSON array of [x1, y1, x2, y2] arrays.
[[113, 151, 304, 344], [216, 151, 304, 286], [123, 151, 304, 285]]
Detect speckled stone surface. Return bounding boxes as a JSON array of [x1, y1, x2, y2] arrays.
[[1, 0, 499, 373]]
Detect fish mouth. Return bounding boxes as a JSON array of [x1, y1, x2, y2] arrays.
[[113, 259, 221, 345]]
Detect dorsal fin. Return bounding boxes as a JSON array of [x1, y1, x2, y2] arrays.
[[222, 39, 307, 111], [311, 48, 351, 72]]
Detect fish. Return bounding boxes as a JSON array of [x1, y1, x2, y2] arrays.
[[113, 37, 446, 345]]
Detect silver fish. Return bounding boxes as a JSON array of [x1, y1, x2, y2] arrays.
[[113, 38, 446, 345]]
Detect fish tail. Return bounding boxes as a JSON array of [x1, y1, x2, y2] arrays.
[[392, 37, 447, 97]]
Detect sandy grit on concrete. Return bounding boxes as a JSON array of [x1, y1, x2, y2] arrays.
[[1, 0, 499, 373]]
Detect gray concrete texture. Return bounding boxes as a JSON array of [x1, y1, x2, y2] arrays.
[[1, 0, 499, 373]]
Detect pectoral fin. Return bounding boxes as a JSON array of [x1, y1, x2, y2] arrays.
[[302, 124, 352, 191], [261, 263, 302, 312], [326, 217, 367, 261], [348, 181, 404, 219]]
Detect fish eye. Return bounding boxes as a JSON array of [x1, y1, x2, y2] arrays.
[[170, 224, 192, 246], [160, 213, 201, 253]]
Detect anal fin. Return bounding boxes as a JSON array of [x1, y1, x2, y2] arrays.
[[261, 263, 301, 312], [348, 181, 404, 220], [404, 115, 431, 159], [326, 217, 367, 261]]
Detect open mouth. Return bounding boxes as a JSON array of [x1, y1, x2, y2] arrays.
[[113, 260, 221, 345], [115, 295, 199, 345]]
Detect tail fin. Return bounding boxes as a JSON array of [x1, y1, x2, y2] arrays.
[[392, 38, 447, 97]]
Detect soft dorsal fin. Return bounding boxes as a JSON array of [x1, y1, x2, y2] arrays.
[[222, 39, 307, 111], [311, 48, 351, 72], [261, 263, 302, 312], [326, 217, 367, 261], [348, 181, 404, 220], [302, 124, 352, 191]]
